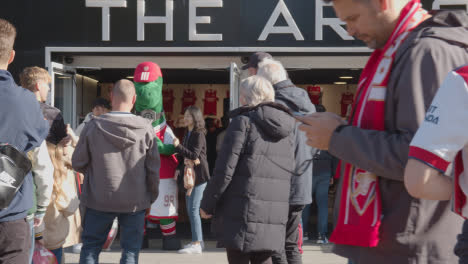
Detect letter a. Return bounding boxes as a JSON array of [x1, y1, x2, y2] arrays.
[[258, 0, 304, 41]]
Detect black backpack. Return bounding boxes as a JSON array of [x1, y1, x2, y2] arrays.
[[0, 144, 32, 209]]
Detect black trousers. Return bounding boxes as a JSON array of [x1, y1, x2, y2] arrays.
[[226, 249, 273, 264], [455, 220, 468, 264], [0, 218, 31, 264], [272, 205, 305, 264]]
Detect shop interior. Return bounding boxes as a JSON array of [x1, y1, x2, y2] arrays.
[[50, 54, 363, 240]]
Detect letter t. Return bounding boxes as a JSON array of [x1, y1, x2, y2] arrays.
[[86, 0, 127, 41]]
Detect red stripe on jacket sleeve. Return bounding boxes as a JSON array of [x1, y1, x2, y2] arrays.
[[408, 146, 450, 172]]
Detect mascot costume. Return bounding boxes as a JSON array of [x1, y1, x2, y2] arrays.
[[134, 62, 181, 250]]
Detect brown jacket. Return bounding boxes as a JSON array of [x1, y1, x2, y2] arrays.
[[329, 11, 468, 264]]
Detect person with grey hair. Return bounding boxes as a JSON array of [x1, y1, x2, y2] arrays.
[[72, 79, 160, 263], [200, 75, 296, 264], [258, 58, 316, 264]]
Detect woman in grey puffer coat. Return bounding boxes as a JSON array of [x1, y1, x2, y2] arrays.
[[200, 76, 296, 264]]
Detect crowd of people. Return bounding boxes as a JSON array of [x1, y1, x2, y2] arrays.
[[1, 0, 468, 263]]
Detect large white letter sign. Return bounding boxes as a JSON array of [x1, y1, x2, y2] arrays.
[[189, 0, 223, 41], [259, 0, 304, 41], [315, 1, 353, 41], [86, 0, 127, 41], [137, 0, 174, 41]]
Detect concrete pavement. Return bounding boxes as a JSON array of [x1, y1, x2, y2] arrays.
[[64, 240, 347, 264]]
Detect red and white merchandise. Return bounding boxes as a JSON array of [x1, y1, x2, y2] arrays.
[[181, 88, 197, 114], [340, 91, 355, 117], [162, 89, 175, 114], [408, 65, 468, 218], [330, 0, 429, 247], [32, 243, 57, 264], [307, 86, 321, 105], [203, 89, 219, 116], [102, 218, 119, 251]]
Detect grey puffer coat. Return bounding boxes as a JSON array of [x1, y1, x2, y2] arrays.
[[200, 102, 295, 253]]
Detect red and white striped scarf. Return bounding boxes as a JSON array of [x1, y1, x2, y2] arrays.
[[330, 0, 428, 247]]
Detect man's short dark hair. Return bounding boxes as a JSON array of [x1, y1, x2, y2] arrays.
[[92, 97, 111, 110], [242, 52, 273, 70], [0, 19, 16, 65]]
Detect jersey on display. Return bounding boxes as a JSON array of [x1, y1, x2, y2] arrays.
[[181, 89, 197, 114], [307, 86, 321, 105], [340, 92, 354, 117], [204, 89, 219, 116], [162, 89, 175, 114], [408, 66, 468, 218]]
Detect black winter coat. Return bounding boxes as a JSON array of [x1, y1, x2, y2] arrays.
[[175, 130, 210, 186], [200, 102, 296, 253]]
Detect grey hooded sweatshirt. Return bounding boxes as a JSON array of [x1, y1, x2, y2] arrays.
[[72, 112, 160, 213], [330, 11, 468, 264]]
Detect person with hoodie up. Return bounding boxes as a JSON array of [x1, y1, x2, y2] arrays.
[[72, 79, 160, 264], [257, 58, 316, 264], [200, 75, 296, 264]]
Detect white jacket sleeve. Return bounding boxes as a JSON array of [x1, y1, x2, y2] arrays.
[[32, 141, 55, 209]]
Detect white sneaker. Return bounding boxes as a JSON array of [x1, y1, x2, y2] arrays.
[[178, 243, 202, 254], [183, 241, 204, 249], [72, 243, 82, 254]]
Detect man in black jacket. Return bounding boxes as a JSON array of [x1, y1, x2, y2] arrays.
[[257, 57, 316, 264]]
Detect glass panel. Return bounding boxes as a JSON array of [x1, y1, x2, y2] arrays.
[[53, 73, 74, 126]]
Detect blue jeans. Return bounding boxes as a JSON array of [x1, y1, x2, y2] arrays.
[[50, 247, 63, 264], [28, 219, 34, 264], [301, 204, 311, 236], [79, 208, 145, 264], [186, 183, 207, 242], [302, 176, 330, 236], [312, 176, 330, 236]]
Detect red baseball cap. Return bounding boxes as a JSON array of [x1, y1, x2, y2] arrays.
[[133, 62, 163, 83]]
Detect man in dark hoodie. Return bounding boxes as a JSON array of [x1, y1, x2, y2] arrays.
[[257, 58, 316, 264], [0, 19, 49, 263], [297, 0, 468, 263], [72, 79, 160, 263]]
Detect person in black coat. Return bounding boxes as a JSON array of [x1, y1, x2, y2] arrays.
[[174, 105, 210, 254], [200, 76, 296, 264]]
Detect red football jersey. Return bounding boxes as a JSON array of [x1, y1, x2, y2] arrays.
[[181, 89, 197, 114], [204, 89, 219, 116], [340, 92, 354, 117], [162, 89, 175, 114], [307, 86, 321, 105]]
